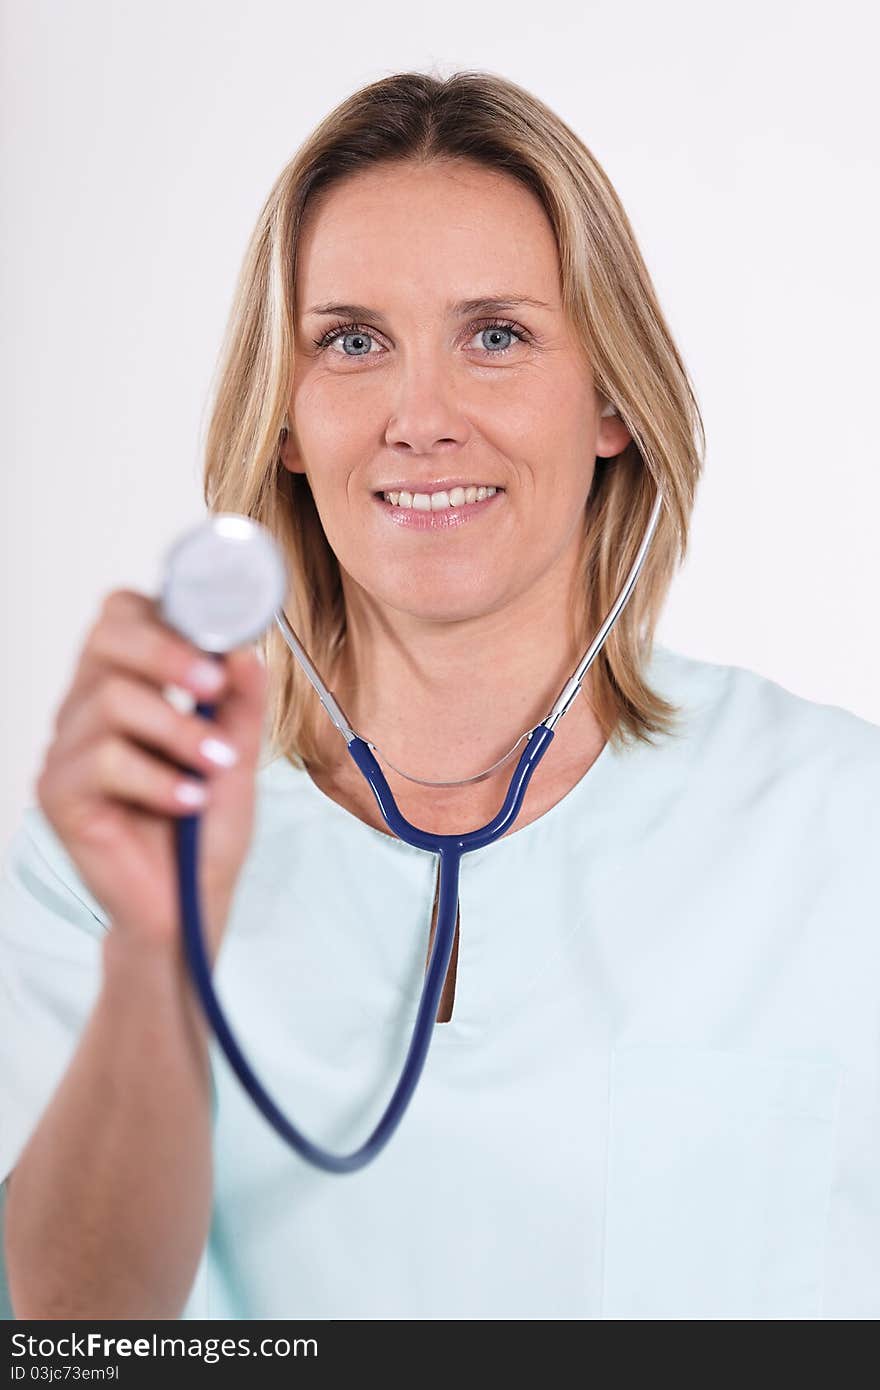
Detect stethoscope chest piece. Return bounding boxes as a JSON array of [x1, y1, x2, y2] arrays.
[[159, 513, 288, 654]]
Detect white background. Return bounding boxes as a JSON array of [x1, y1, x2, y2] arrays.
[[1, 0, 877, 843]]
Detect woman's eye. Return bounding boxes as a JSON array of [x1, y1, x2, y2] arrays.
[[313, 319, 529, 360], [317, 325, 378, 358], [466, 322, 527, 355]]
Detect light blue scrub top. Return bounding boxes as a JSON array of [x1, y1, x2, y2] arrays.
[[1, 643, 878, 1321]]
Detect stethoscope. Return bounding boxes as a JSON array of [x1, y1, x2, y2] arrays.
[[158, 481, 665, 1172]]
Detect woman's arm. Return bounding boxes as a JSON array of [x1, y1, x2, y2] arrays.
[[4, 930, 214, 1320]]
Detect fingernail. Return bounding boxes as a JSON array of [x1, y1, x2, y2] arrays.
[[175, 780, 208, 807], [189, 660, 224, 694], [200, 737, 238, 768]]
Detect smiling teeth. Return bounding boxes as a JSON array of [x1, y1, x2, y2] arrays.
[[383, 486, 498, 509]]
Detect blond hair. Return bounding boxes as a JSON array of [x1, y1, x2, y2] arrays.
[[202, 68, 705, 775]]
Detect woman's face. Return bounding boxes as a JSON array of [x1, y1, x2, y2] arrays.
[[282, 159, 630, 623]]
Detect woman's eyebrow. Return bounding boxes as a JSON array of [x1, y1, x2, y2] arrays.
[[302, 295, 552, 322]]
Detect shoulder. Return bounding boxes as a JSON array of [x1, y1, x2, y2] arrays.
[[648, 643, 880, 827], [1, 803, 110, 938]]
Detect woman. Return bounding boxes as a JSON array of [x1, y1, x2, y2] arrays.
[[2, 70, 878, 1321]]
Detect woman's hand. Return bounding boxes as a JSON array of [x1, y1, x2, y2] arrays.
[[36, 588, 269, 961]]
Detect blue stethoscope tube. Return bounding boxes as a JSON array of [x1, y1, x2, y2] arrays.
[[176, 723, 555, 1173], [173, 483, 665, 1173]]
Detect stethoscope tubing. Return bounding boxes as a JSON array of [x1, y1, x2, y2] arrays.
[[176, 722, 557, 1173]]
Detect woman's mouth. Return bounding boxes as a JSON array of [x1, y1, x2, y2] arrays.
[[372, 485, 505, 530]]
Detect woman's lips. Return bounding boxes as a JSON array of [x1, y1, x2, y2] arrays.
[[372, 489, 506, 530]]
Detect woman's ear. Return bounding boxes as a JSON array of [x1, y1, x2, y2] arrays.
[[278, 421, 306, 475], [596, 402, 632, 459]]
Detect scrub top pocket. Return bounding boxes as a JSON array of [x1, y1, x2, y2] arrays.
[[601, 1044, 842, 1320]]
